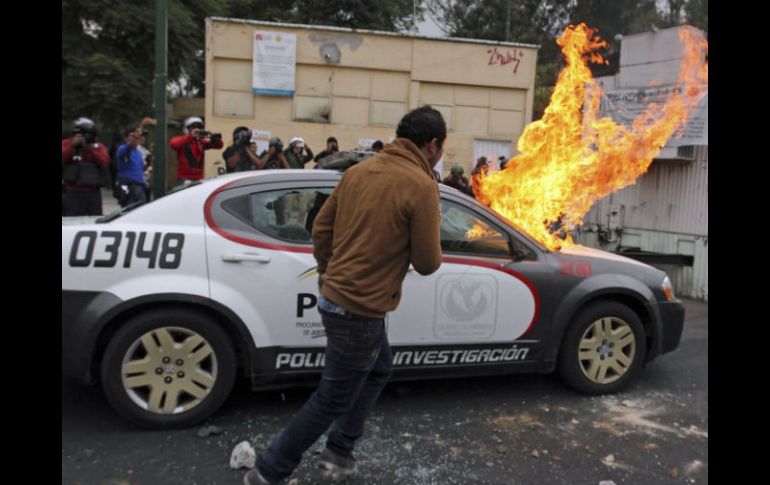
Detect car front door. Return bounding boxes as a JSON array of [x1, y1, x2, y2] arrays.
[[389, 196, 540, 369]]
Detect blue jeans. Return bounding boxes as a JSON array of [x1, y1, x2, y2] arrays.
[[256, 298, 392, 482]]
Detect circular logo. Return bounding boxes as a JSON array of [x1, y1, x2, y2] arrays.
[[440, 279, 495, 322]]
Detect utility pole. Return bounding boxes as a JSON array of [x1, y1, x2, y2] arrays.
[[505, 0, 511, 41], [153, 0, 168, 198]]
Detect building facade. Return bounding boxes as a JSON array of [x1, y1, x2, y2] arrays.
[[204, 18, 538, 177]]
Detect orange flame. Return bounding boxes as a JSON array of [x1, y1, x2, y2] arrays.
[[465, 220, 499, 239], [475, 24, 708, 250]]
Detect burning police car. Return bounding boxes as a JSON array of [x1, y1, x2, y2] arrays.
[[62, 169, 684, 428]]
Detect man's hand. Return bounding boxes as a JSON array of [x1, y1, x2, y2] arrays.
[[191, 127, 201, 139], [72, 134, 85, 147], [277, 152, 290, 169], [128, 129, 141, 147]]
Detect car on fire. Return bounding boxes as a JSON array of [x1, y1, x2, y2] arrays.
[[62, 165, 684, 429]]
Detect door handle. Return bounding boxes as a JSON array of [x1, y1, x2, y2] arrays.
[[221, 253, 271, 263]]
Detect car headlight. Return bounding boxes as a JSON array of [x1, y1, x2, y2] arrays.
[[661, 276, 675, 301]]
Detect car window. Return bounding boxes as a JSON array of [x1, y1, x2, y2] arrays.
[[440, 199, 511, 258], [222, 187, 333, 243]]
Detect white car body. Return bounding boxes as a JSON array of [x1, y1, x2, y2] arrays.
[[62, 170, 684, 428]]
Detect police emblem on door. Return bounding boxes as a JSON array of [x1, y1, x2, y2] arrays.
[[435, 274, 498, 340]]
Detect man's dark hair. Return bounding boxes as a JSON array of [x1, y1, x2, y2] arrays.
[[372, 140, 384, 150], [396, 105, 447, 148], [123, 128, 134, 137], [327, 137, 338, 144]]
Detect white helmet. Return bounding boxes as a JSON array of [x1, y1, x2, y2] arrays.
[[183, 116, 204, 134], [289, 136, 305, 148]]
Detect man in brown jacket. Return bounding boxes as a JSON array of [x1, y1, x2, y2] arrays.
[[246, 106, 446, 485]]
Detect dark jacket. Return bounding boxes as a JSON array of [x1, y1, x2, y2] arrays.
[[442, 174, 473, 196], [284, 147, 314, 169], [223, 145, 256, 173]]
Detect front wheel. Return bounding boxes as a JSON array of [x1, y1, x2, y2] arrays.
[[100, 307, 237, 429], [558, 301, 646, 395]]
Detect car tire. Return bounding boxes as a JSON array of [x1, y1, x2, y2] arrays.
[[100, 307, 237, 429], [558, 301, 646, 395]]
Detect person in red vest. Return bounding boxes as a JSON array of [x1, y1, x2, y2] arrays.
[[169, 116, 223, 186]]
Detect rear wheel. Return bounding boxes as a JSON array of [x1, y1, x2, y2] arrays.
[[558, 301, 646, 395], [100, 307, 236, 428]]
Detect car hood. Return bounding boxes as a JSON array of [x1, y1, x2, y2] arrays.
[[557, 245, 652, 269]]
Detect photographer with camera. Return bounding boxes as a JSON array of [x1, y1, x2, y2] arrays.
[[442, 165, 473, 197], [223, 126, 260, 173], [313, 136, 340, 167], [258, 137, 290, 170], [62, 117, 110, 216], [283, 136, 314, 169], [170, 116, 223, 186], [114, 128, 149, 207]]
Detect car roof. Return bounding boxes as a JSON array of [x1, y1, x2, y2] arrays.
[[208, 169, 342, 184]]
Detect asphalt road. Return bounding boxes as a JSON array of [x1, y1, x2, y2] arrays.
[[62, 298, 707, 485]]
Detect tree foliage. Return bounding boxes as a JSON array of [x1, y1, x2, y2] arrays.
[[62, 0, 226, 134], [224, 0, 423, 32], [62, 0, 422, 134]]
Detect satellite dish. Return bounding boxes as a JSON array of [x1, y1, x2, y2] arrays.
[[320, 43, 341, 64]]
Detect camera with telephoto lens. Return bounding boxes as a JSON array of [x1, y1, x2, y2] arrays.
[[72, 127, 96, 144], [236, 130, 253, 146], [269, 138, 283, 153], [195, 130, 222, 143]]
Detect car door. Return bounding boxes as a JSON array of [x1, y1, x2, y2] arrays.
[[389, 194, 539, 368], [205, 181, 334, 365]]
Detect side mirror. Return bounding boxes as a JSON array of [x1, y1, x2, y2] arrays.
[[509, 237, 529, 262]]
